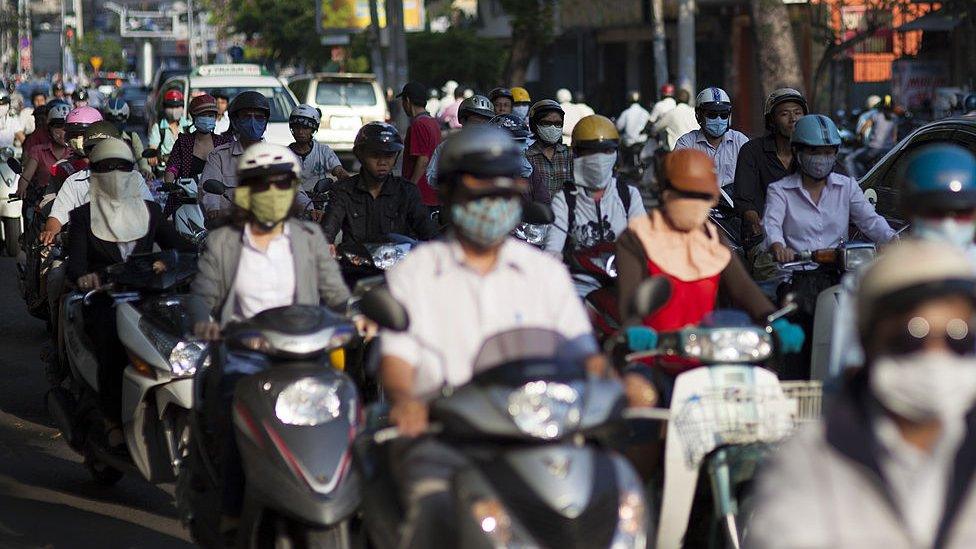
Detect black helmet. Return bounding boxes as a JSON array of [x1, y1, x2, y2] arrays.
[[489, 114, 530, 141], [488, 87, 514, 102], [458, 95, 495, 121], [437, 125, 525, 201], [964, 94, 976, 113], [763, 87, 808, 129], [527, 99, 564, 134], [353, 122, 404, 156], [72, 88, 89, 102], [228, 90, 271, 117]]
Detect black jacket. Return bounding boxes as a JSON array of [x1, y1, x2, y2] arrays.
[[66, 200, 194, 283], [322, 174, 438, 244]]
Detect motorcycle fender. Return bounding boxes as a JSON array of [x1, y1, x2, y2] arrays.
[[810, 284, 842, 383], [62, 295, 100, 390], [155, 378, 194, 420], [122, 366, 166, 481]]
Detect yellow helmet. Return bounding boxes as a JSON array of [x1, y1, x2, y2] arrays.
[[511, 86, 531, 104], [571, 115, 619, 151]]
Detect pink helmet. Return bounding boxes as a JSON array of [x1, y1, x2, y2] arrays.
[[65, 106, 103, 125]]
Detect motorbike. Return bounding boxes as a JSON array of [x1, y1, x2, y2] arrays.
[[1, 151, 24, 256], [622, 278, 821, 549], [355, 286, 653, 548], [337, 234, 417, 291], [158, 176, 208, 245], [568, 241, 620, 343], [47, 250, 204, 486], [178, 304, 362, 548], [511, 201, 556, 249], [300, 178, 334, 222]]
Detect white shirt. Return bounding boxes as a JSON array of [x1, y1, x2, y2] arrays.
[[653, 103, 700, 150], [295, 141, 342, 192], [215, 114, 231, 136], [382, 238, 598, 400], [648, 97, 677, 124], [0, 113, 23, 149], [674, 128, 750, 189], [616, 103, 651, 147], [560, 101, 583, 145], [232, 224, 296, 321], [49, 170, 154, 225]]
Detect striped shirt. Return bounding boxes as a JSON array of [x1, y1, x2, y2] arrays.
[[674, 128, 750, 190]]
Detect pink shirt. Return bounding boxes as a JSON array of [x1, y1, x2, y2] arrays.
[[439, 99, 463, 129]]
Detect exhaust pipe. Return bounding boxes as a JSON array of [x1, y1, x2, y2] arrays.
[[46, 388, 81, 450]]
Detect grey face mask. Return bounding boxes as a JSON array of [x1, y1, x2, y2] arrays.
[[536, 125, 562, 144], [798, 152, 836, 180]]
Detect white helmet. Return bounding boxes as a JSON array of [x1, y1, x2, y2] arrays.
[[865, 95, 882, 110], [696, 87, 732, 108], [556, 88, 572, 104], [237, 142, 302, 181], [289, 104, 321, 129], [47, 101, 72, 123], [442, 80, 459, 94], [90, 137, 135, 164]]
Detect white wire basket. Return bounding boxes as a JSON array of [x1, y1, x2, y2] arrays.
[[672, 381, 823, 467]]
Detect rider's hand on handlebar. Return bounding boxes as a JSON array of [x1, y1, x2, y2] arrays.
[[328, 244, 337, 258], [147, 156, 159, 167], [193, 321, 222, 341], [623, 373, 659, 408], [625, 326, 658, 352], [77, 273, 101, 291], [390, 399, 429, 437], [770, 243, 797, 263], [39, 230, 57, 246], [353, 315, 378, 342]]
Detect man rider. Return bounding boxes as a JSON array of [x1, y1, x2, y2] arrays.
[[322, 122, 438, 249], [525, 99, 572, 199], [0, 90, 25, 149], [71, 88, 89, 109], [286, 104, 351, 192], [652, 88, 699, 151], [380, 123, 604, 547], [213, 90, 231, 135], [489, 113, 547, 203], [616, 90, 651, 149], [103, 97, 152, 177], [544, 114, 646, 296], [674, 87, 749, 193], [398, 82, 442, 209], [649, 83, 677, 125], [425, 95, 494, 189], [488, 87, 514, 115]]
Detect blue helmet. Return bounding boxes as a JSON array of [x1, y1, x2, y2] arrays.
[[899, 143, 976, 214], [791, 114, 841, 147], [964, 94, 976, 113]]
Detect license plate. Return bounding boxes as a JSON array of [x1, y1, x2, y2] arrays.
[[329, 116, 361, 130]]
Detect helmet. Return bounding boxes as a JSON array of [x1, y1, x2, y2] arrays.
[[103, 97, 130, 122], [571, 115, 619, 152], [556, 89, 572, 104], [660, 83, 676, 97], [437, 125, 524, 197], [90, 136, 135, 164], [354, 122, 404, 155], [458, 95, 495, 121], [52, 81, 65, 94], [857, 240, 976, 340], [964, 94, 976, 113], [163, 89, 184, 107], [82, 120, 122, 155], [898, 144, 976, 214], [489, 87, 514, 102], [237, 142, 302, 182], [763, 87, 808, 125], [627, 90, 641, 104], [47, 100, 71, 124], [695, 87, 732, 113], [228, 90, 271, 117], [289, 104, 321, 128], [0, 90, 9, 105], [880, 94, 894, 110], [66, 106, 103, 126], [511, 87, 531, 104], [442, 80, 459, 94], [189, 94, 218, 116], [528, 99, 564, 135], [791, 114, 841, 147], [490, 114, 531, 141], [71, 88, 89, 102], [663, 149, 719, 197], [865, 95, 882, 110]]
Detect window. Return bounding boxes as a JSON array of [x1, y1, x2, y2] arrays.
[[289, 79, 311, 103], [195, 87, 298, 122], [314, 81, 377, 107]]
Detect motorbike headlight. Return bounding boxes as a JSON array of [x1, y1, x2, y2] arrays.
[[843, 245, 876, 272], [682, 328, 772, 363], [370, 244, 410, 270], [612, 490, 648, 548], [275, 377, 342, 426], [506, 381, 581, 439], [343, 252, 371, 267], [169, 340, 209, 377], [514, 223, 549, 246]]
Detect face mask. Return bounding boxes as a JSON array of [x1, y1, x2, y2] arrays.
[[914, 217, 976, 249], [236, 118, 268, 141], [573, 152, 616, 190], [798, 152, 836, 180], [664, 197, 714, 231], [194, 115, 216, 134], [165, 107, 184, 121], [703, 116, 729, 138], [536, 125, 562, 144], [450, 196, 523, 249], [513, 105, 529, 122], [234, 185, 296, 228], [92, 170, 141, 200], [871, 350, 976, 421]]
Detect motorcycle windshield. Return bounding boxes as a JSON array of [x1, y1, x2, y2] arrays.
[[106, 250, 199, 291], [470, 328, 588, 387]]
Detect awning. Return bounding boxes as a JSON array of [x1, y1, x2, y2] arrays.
[[896, 10, 963, 32]]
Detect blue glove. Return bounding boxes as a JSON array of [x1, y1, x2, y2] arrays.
[[771, 318, 805, 354], [625, 326, 658, 352]]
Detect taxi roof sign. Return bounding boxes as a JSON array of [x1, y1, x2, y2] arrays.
[[192, 64, 270, 77]]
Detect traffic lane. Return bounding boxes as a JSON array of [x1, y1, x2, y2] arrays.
[[0, 257, 192, 548]]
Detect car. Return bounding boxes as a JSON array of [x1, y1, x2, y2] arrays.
[[287, 73, 388, 157], [147, 65, 190, 124], [163, 64, 300, 146], [114, 84, 151, 127], [859, 117, 976, 228]]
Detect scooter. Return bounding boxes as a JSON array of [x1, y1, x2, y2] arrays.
[[511, 201, 556, 249], [178, 304, 362, 549], [1, 151, 24, 256], [355, 287, 653, 548], [159, 176, 208, 244], [569, 242, 620, 342], [337, 234, 417, 290], [47, 250, 204, 485]]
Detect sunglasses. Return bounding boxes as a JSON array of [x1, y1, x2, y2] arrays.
[[886, 316, 976, 356], [243, 178, 294, 193], [235, 113, 268, 121], [48, 121, 65, 129], [91, 160, 134, 173], [703, 112, 731, 120], [668, 188, 716, 201], [536, 121, 563, 128]]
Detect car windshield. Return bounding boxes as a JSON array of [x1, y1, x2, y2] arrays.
[[194, 86, 297, 122], [120, 87, 148, 100], [315, 81, 377, 107]]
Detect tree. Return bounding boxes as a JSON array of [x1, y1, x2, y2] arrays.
[[750, 0, 804, 99], [498, 0, 557, 86], [73, 32, 126, 72], [406, 29, 504, 91]]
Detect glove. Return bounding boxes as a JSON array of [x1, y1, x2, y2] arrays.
[[625, 326, 658, 352], [771, 318, 805, 354]]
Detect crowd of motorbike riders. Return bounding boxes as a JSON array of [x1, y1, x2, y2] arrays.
[[7, 76, 976, 548]]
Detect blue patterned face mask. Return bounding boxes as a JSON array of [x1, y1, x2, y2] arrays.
[[703, 115, 729, 138], [450, 196, 523, 248]]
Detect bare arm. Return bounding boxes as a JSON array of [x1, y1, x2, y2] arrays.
[[410, 155, 430, 185], [16, 156, 38, 197]]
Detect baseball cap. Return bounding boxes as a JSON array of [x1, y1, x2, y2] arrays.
[[397, 82, 427, 105]]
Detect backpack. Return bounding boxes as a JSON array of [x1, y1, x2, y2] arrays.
[[561, 179, 633, 254]]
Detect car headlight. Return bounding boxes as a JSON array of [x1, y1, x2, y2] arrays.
[[506, 381, 581, 439], [682, 328, 772, 363], [514, 223, 549, 246], [169, 340, 209, 377], [612, 490, 648, 549], [370, 243, 411, 270], [274, 377, 342, 426], [843, 245, 876, 272]]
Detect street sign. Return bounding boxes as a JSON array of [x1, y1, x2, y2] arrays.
[[317, 0, 425, 34], [90, 56, 102, 71]]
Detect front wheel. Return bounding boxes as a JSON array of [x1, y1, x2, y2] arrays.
[[84, 449, 124, 486], [3, 217, 21, 257], [275, 519, 351, 549]]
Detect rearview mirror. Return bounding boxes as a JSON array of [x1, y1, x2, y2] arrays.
[[631, 276, 672, 319], [6, 157, 22, 175], [202, 179, 226, 195], [522, 202, 555, 225], [360, 285, 410, 332], [141, 148, 159, 159]]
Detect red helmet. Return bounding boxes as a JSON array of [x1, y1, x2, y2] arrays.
[[163, 89, 184, 107], [660, 83, 675, 97]]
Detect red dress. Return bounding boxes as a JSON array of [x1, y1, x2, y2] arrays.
[[643, 257, 721, 331]]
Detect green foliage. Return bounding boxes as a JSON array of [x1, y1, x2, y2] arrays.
[[498, 0, 556, 49], [73, 32, 127, 72], [406, 29, 504, 91]]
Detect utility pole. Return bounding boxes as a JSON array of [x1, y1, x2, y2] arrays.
[[386, 0, 408, 90], [650, 0, 669, 93], [60, 0, 66, 79], [187, 0, 196, 68], [367, 0, 386, 91], [677, 0, 696, 100]]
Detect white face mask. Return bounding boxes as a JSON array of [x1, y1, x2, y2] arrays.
[[512, 104, 529, 122], [573, 151, 617, 190], [871, 350, 976, 422], [914, 217, 976, 249]]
